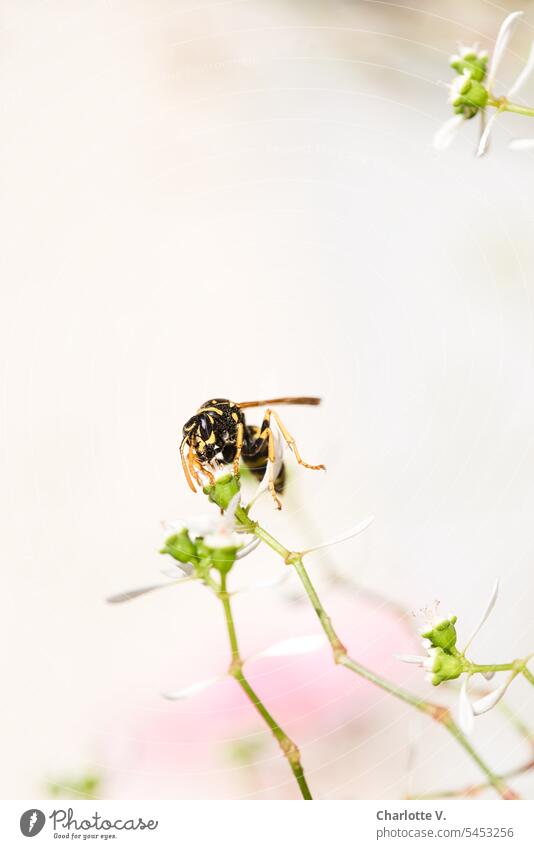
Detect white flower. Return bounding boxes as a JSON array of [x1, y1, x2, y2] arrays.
[[452, 580, 511, 734], [163, 493, 251, 552], [457, 670, 517, 735], [462, 579, 499, 654], [162, 634, 327, 700], [106, 572, 196, 604], [300, 514, 375, 555], [417, 600, 453, 637], [509, 136, 534, 150], [108, 496, 259, 604], [399, 581, 507, 724], [397, 647, 440, 682], [434, 11, 534, 155], [450, 44, 488, 63], [248, 634, 327, 661], [433, 114, 465, 151], [164, 676, 222, 701]]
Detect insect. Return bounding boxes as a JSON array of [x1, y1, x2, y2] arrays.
[[180, 397, 325, 509]]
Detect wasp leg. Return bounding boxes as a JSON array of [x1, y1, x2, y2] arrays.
[[233, 421, 244, 477], [193, 454, 216, 486], [266, 425, 282, 510], [266, 409, 326, 472], [180, 438, 198, 492], [187, 450, 204, 488], [242, 417, 282, 509], [186, 449, 215, 488]]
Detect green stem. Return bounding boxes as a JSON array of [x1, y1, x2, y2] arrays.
[[523, 667, 534, 687], [412, 757, 534, 800], [498, 701, 534, 748], [469, 663, 515, 674], [488, 97, 534, 118], [237, 513, 517, 799], [218, 572, 313, 800], [441, 711, 514, 798]]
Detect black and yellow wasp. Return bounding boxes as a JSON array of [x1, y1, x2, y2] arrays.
[[180, 397, 325, 508]]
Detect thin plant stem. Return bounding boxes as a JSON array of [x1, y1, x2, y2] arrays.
[[235, 508, 517, 799], [412, 758, 534, 800], [523, 667, 534, 687], [469, 663, 515, 674], [498, 701, 534, 748], [488, 97, 534, 118], [217, 571, 313, 800]]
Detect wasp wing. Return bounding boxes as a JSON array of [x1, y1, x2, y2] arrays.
[[237, 396, 321, 409]]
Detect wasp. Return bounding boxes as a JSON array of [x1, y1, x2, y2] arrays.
[[180, 397, 325, 509]]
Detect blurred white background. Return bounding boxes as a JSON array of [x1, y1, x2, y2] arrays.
[[2, 0, 534, 799]]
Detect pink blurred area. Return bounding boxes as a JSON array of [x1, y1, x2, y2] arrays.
[[99, 591, 418, 799]]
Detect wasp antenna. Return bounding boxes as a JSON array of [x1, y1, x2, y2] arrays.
[[180, 437, 197, 492]]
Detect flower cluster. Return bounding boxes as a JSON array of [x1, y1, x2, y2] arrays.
[[160, 478, 251, 578], [399, 581, 532, 734], [435, 11, 534, 155], [448, 48, 489, 120]]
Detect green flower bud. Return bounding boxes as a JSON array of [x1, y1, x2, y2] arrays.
[[160, 529, 197, 564], [203, 473, 241, 511], [207, 545, 240, 576], [450, 73, 488, 119], [426, 647, 465, 686], [450, 51, 488, 83], [422, 616, 458, 652]]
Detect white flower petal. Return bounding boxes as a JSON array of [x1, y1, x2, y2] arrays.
[[188, 516, 219, 537], [508, 41, 534, 97], [251, 634, 327, 659], [106, 577, 194, 604], [433, 114, 465, 151], [418, 601, 452, 635], [459, 44, 485, 60], [221, 492, 242, 529], [203, 530, 243, 550], [422, 649, 438, 672], [164, 515, 218, 538], [235, 537, 261, 559], [509, 137, 534, 150], [163, 676, 221, 701], [161, 562, 194, 578], [472, 672, 516, 715], [487, 11, 524, 92], [476, 111, 499, 157], [458, 676, 475, 735], [165, 497, 242, 543], [301, 515, 374, 555], [463, 579, 499, 652], [396, 654, 427, 665]]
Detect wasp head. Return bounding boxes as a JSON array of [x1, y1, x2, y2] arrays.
[[182, 413, 218, 462]]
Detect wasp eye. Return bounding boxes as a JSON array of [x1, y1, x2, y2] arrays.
[[197, 415, 212, 441], [183, 417, 197, 437]]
